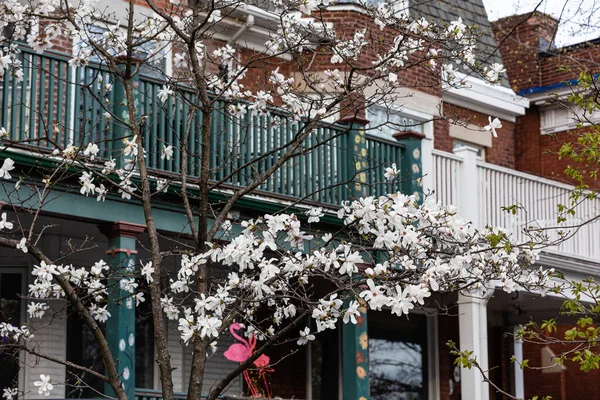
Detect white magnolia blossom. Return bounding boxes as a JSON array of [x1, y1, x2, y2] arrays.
[[161, 145, 173, 161], [90, 304, 111, 323], [484, 116, 503, 138], [0, 213, 13, 230], [384, 163, 399, 181], [118, 175, 136, 200], [27, 302, 49, 318], [2, 388, 17, 400], [83, 143, 100, 160], [305, 207, 324, 223], [79, 172, 96, 196], [95, 184, 107, 201], [16, 237, 27, 253], [484, 63, 506, 83], [207, 9, 221, 23], [157, 86, 172, 103], [297, 327, 315, 345], [102, 159, 116, 175], [33, 375, 53, 397], [141, 261, 155, 283], [0, 322, 32, 341], [0, 158, 15, 179], [123, 135, 138, 157]]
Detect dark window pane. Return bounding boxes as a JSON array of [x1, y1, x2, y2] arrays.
[[311, 326, 339, 399], [0, 272, 23, 392], [66, 311, 105, 398], [369, 312, 428, 400], [135, 293, 154, 389]]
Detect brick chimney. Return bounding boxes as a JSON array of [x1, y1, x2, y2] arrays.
[[492, 12, 558, 93]]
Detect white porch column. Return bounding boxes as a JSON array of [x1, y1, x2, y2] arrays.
[[454, 146, 480, 228], [458, 294, 490, 400], [455, 145, 488, 399], [513, 326, 525, 399], [420, 121, 435, 196]]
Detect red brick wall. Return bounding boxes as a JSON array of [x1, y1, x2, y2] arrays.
[[513, 107, 600, 186], [434, 115, 452, 153], [494, 11, 600, 186], [539, 45, 600, 87], [437, 103, 516, 168], [315, 10, 442, 98], [522, 325, 600, 400], [492, 12, 558, 93], [514, 107, 542, 175]]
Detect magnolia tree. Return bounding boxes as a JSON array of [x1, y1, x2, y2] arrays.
[[0, 0, 555, 399]]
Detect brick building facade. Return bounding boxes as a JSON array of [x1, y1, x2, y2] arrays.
[[2, 1, 600, 400]]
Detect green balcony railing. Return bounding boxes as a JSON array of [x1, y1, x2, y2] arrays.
[[365, 135, 404, 198], [0, 47, 407, 206]]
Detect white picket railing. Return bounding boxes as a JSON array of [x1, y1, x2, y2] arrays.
[[432, 149, 462, 207], [432, 148, 600, 261]]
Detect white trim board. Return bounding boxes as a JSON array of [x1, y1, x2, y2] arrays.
[[443, 73, 529, 123]]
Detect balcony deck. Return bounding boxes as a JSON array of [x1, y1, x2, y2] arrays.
[[433, 148, 600, 262], [0, 46, 407, 208]]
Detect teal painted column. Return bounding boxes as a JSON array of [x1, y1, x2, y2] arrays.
[[339, 116, 369, 200], [339, 115, 370, 400], [100, 221, 145, 399], [393, 131, 425, 204], [342, 301, 370, 400]]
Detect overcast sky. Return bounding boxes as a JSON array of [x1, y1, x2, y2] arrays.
[[482, 0, 600, 46]]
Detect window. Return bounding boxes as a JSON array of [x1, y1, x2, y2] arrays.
[[368, 312, 428, 400], [66, 292, 155, 397], [453, 140, 485, 160], [136, 294, 155, 389], [304, 93, 340, 124], [79, 25, 169, 79], [308, 327, 340, 399], [66, 310, 105, 398], [0, 270, 25, 392], [539, 105, 600, 134], [367, 105, 424, 141]]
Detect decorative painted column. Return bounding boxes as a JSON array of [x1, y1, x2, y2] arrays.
[[338, 115, 370, 399], [342, 301, 369, 400], [458, 293, 491, 400], [393, 131, 425, 203], [100, 221, 145, 399], [339, 115, 369, 199]]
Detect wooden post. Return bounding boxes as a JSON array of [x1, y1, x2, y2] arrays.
[[342, 301, 370, 400], [339, 115, 369, 200], [393, 130, 426, 204], [100, 221, 145, 400]]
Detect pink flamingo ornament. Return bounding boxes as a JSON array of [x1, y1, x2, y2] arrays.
[[224, 323, 273, 398]]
